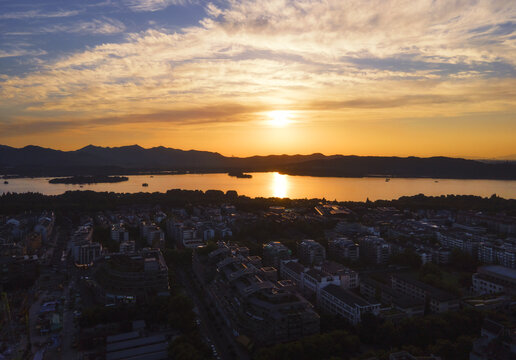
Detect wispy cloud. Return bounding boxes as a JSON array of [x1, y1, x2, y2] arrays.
[[0, 103, 262, 136], [0, 49, 47, 58], [0, 9, 80, 20], [123, 0, 193, 12], [42, 18, 126, 35]]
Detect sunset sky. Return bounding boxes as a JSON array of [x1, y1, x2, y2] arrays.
[[0, 0, 515, 158]]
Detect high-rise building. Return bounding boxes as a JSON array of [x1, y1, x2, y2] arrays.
[[263, 241, 290, 268], [298, 239, 326, 266], [328, 237, 359, 262], [111, 223, 129, 243], [359, 236, 391, 264]]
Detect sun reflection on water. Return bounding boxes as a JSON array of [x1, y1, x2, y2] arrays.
[[271, 172, 288, 198]]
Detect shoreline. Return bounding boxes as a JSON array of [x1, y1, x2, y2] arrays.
[[3, 171, 516, 181]]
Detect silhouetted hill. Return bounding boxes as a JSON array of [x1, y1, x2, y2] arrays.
[[278, 156, 516, 179], [1, 145, 515, 179], [75, 144, 227, 168]]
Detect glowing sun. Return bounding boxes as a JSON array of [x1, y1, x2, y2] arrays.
[[267, 110, 292, 127]]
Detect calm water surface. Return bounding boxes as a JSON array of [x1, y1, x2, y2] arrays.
[[1, 172, 516, 201]]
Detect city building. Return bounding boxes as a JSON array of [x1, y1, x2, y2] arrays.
[[203, 228, 215, 242], [167, 219, 205, 248], [263, 241, 290, 268], [75, 242, 102, 266], [298, 239, 326, 266], [472, 265, 516, 295], [111, 224, 129, 243], [140, 222, 165, 248], [391, 274, 459, 314], [320, 261, 359, 289], [359, 236, 391, 264], [437, 231, 481, 256], [319, 284, 380, 324], [315, 204, 352, 217], [432, 247, 452, 265], [203, 243, 319, 346], [280, 259, 306, 288], [360, 276, 425, 318], [71, 225, 102, 266], [328, 237, 360, 262], [259, 266, 278, 282], [389, 351, 441, 360], [469, 319, 516, 360], [106, 331, 168, 360], [457, 211, 516, 235], [478, 242, 516, 269], [33, 212, 55, 243], [415, 249, 432, 264], [119, 240, 136, 254], [92, 248, 170, 303], [302, 269, 343, 303]]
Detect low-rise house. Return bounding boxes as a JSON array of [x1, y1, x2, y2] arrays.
[[320, 284, 380, 324], [391, 274, 460, 314]]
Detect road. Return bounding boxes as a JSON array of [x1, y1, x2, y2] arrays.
[[28, 222, 80, 359], [60, 281, 77, 360], [176, 269, 250, 360]]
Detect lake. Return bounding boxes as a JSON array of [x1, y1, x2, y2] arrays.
[[1, 172, 516, 201]]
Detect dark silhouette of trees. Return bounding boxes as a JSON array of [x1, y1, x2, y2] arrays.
[[389, 248, 423, 269], [253, 330, 360, 360], [354, 309, 483, 359]]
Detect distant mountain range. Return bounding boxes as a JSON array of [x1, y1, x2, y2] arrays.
[[496, 154, 516, 161], [1, 144, 516, 180]]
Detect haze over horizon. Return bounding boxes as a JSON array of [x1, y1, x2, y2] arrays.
[[1, 0, 515, 158]]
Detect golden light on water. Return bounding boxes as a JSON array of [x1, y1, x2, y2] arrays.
[[271, 172, 288, 198], [266, 110, 292, 127]]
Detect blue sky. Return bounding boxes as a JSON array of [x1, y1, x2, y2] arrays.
[[0, 0, 207, 75], [0, 0, 515, 157]]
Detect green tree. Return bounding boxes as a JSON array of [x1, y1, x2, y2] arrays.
[[389, 248, 422, 269]]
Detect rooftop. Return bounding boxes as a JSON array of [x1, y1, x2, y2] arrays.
[[323, 284, 371, 307], [478, 265, 516, 281], [392, 273, 458, 301], [283, 261, 305, 274]]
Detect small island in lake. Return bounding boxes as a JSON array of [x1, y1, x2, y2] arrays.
[[228, 171, 253, 179], [48, 175, 129, 184]]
